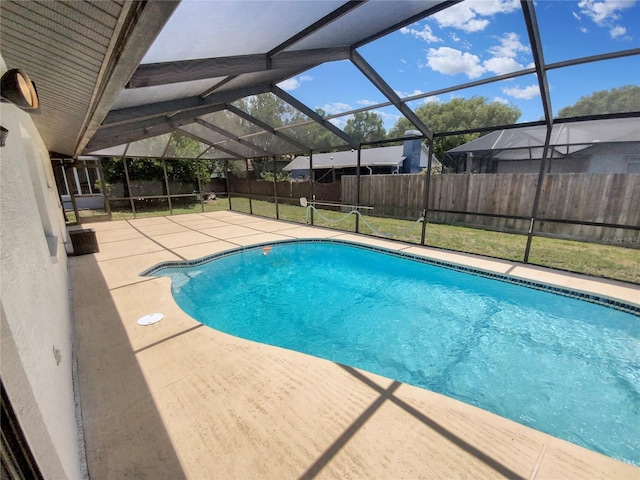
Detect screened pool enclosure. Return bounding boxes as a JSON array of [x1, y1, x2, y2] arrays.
[[3, 0, 637, 281]]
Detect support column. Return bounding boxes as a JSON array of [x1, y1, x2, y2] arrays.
[[196, 159, 205, 213], [245, 159, 252, 215], [272, 156, 280, 219], [355, 147, 361, 233], [309, 152, 314, 225], [96, 158, 112, 219], [225, 160, 232, 210], [523, 128, 552, 262], [162, 159, 173, 215], [122, 157, 136, 218], [420, 140, 434, 245]]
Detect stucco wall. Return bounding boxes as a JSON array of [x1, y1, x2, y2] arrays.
[[0, 67, 82, 478]]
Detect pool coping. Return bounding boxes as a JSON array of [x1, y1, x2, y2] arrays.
[[141, 238, 640, 316]]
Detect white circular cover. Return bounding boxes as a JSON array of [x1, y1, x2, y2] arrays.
[[137, 313, 164, 326]]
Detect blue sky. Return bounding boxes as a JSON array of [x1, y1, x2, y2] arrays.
[[278, 0, 640, 130]]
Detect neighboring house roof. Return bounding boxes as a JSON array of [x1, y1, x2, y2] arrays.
[[284, 144, 437, 171], [447, 117, 640, 160]]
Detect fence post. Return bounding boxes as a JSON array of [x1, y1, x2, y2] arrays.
[[420, 140, 433, 245]]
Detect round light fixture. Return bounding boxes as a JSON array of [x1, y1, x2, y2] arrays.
[[1, 69, 39, 111]]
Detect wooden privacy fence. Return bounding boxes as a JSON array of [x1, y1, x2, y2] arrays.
[[343, 173, 640, 246], [226, 177, 341, 206]]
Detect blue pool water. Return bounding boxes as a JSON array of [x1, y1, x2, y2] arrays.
[[149, 240, 640, 465]]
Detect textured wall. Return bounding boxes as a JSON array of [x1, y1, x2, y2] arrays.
[[0, 63, 82, 478]]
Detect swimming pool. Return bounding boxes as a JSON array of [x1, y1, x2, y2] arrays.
[[145, 239, 640, 465]]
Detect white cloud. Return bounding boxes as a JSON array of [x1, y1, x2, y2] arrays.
[[422, 96, 441, 104], [577, 0, 633, 25], [488, 32, 530, 58], [422, 31, 530, 78], [432, 4, 485, 32], [400, 24, 442, 42], [502, 84, 540, 100], [484, 56, 524, 75], [469, 0, 520, 16], [577, 0, 635, 40], [277, 78, 299, 91], [450, 32, 472, 50], [394, 89, 425, 99], [482, 33, 529, 74], [356, 99, 379, 106], [432, 0, 519, 33], [373, 110, 402, 125], [610, 25, 627, 37], [426, 47, 485, 78], [328, 116, 349, 129], [276, 74, 312, 91], [493, 96, 509, 105], [320, 102, 352, 115], [437, 13, 489, 33]]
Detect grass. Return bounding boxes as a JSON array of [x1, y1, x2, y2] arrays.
[[68, 197, 640, 284], [528, 236, 640, 283]]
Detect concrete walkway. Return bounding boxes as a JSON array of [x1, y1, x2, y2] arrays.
[[70, 211, 639, 479]]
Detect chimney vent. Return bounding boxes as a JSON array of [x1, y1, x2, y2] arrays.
[[401, 131, 423, 173]]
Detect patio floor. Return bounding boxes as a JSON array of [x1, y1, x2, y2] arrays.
[[69, 210, 639, 479]]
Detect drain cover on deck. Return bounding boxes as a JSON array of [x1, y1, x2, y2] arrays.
[[137, 313, 164, 326]]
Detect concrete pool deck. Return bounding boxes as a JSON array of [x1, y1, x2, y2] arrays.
[[70, 211, 640, 479]]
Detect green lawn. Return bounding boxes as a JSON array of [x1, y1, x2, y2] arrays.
[[70, 197, 640, 284]]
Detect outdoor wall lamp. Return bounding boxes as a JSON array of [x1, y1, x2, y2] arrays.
[[0, 127, 8, 147], [1, 69, 40, 111], [0, 69, 41, 147]]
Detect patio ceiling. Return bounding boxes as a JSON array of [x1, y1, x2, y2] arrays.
[[0, 1, 179, 156], [1, 1, 638, 159]]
